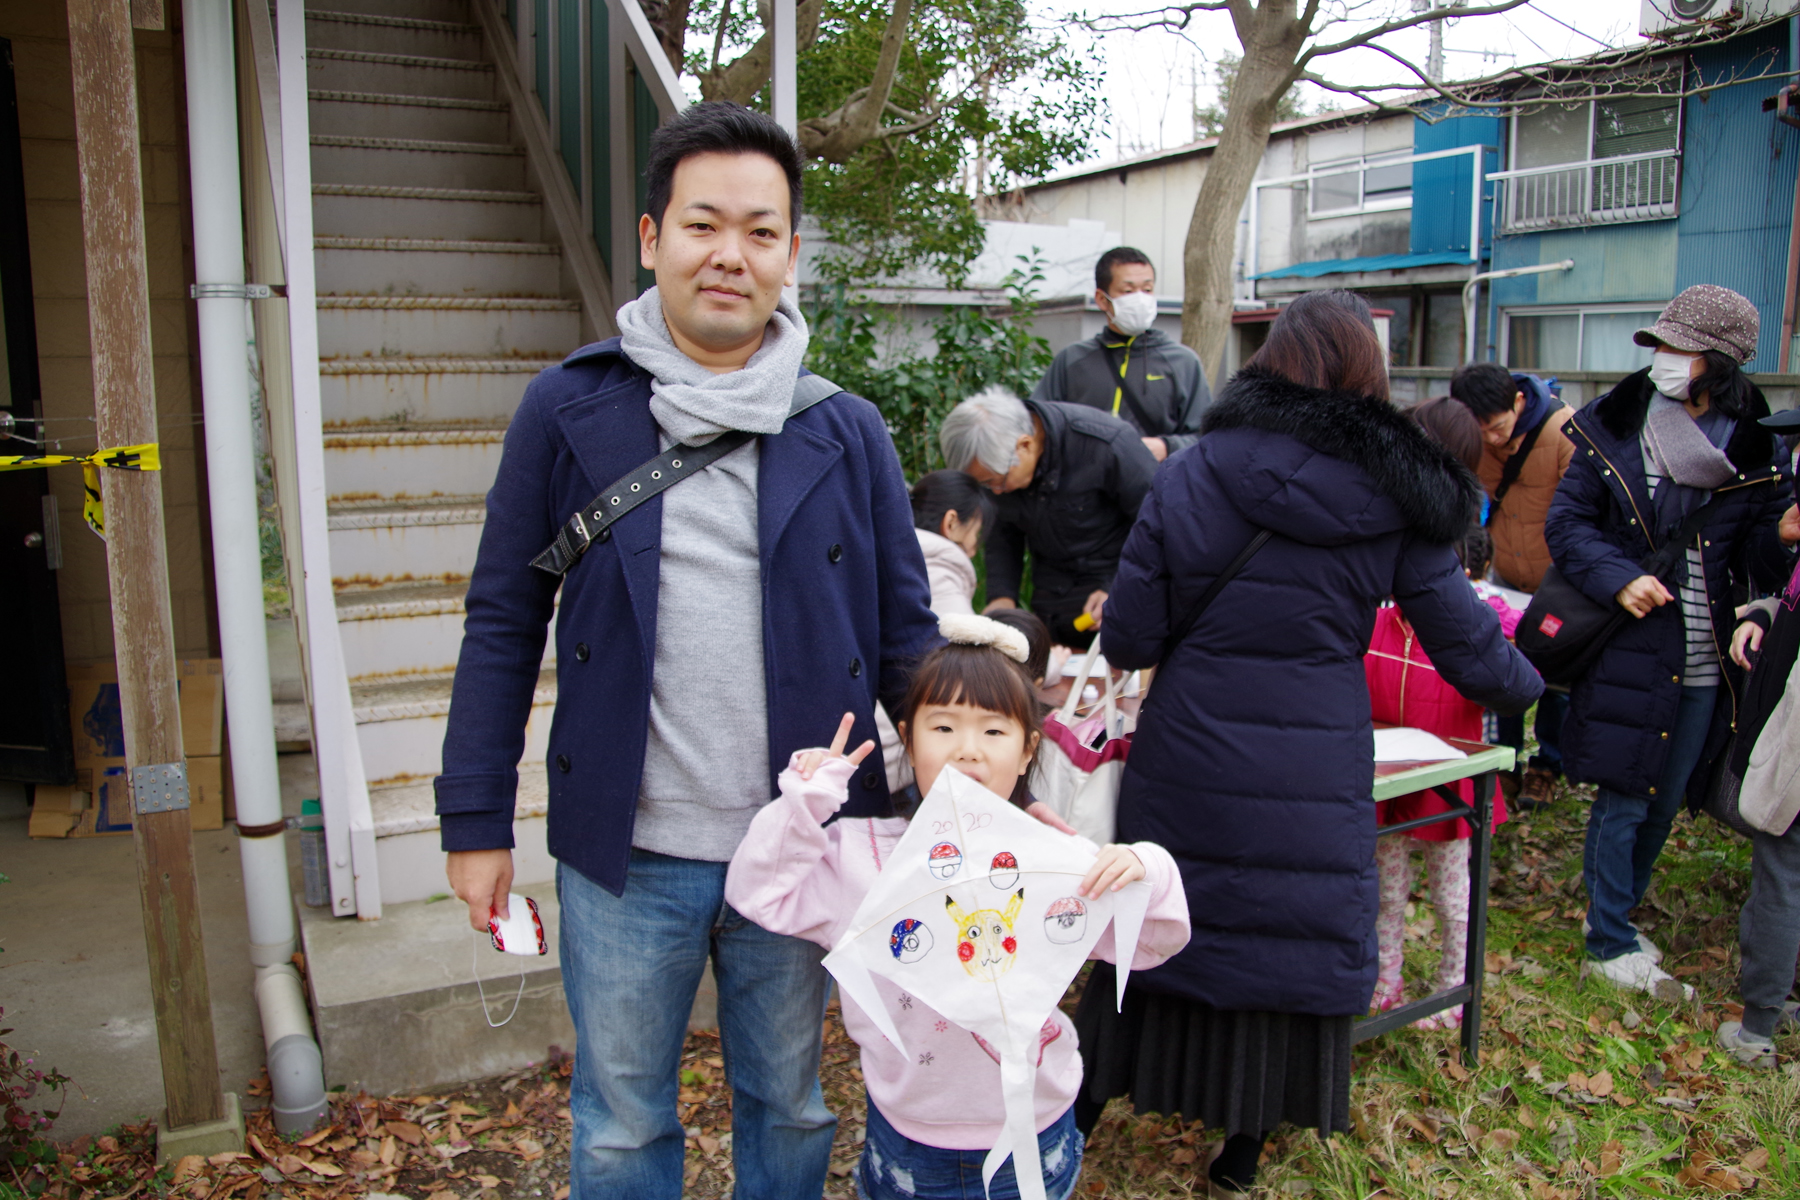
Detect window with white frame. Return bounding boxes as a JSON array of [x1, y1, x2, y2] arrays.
[[1308, 151, 1413, 218], [1495, 78, 1682, 231], [1503, 305, 1663, 373]]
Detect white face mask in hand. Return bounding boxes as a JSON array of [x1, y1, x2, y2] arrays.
[[1649, 349, 1696, 401], [1107, 291, 1158, 337]]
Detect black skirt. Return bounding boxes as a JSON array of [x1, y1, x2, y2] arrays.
[[1074, 963, 1352, 1137]]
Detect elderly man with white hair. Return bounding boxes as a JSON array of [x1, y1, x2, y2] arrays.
[[940, 386, 1158, 648]]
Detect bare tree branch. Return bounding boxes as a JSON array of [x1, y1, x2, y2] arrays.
[[1298, 0, 1533, 67], [1077, 1, 1236, 36], [698, 0, 824, 104]]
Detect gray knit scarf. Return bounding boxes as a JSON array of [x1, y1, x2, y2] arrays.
[[1643, 392, 1736, 489], [616, 286, 809, 446]]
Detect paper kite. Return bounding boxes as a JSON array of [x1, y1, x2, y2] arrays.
[[822, 766, 1151, 1200]]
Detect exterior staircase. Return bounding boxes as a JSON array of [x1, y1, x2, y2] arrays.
[[302, 0, 578, 905]]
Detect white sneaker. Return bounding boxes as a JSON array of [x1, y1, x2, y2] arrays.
[[1716, 1021, 1777, 1069], [1582, 916, 1663, 962], [1581, 949, 1694, 1001]]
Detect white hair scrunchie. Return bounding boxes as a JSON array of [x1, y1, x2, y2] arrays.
[[938, 613, 1030, 665]]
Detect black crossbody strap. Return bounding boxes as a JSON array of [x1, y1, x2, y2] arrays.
[[530, 373, 843, 577], [1485, 410, 1553, 527], [1159, 528, 1273, 663]]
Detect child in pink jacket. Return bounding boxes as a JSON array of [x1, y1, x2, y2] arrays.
[[726, 616, 1190, 1200]]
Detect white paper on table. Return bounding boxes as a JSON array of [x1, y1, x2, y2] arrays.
[[1373, 727, 1468, 763], [822, 766, 1150, 1200]]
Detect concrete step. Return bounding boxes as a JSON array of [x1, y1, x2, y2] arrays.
[[312, 183, 546, 242], [351, 668, 554, 787], [304, 0, 468, 23], [319, 356, 553, 425], [297, 871, 572, 1096], [323, 421, 506, 504], [337, 580, 470, 680], [309, 90, 510, 142], [304, 9, 483, 60], [335, 580, 559, 683], [327, 495, 486, 587], [307, 47, 495, 102], [365, 768, 554, 907], [314, 235, 560, 295], [317, 295, 580, 360], [312, 135, 526, 191]]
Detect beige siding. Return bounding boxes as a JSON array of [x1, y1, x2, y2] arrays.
[[5, 1, 214, 662]]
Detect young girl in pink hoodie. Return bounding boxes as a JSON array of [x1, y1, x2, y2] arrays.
[[726, 616, 1190, 1200]]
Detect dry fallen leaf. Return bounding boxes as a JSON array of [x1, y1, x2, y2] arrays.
[[274, 1154, 307, 1176], [1599, 1140, 1623, 1177], [1588, 1070, 1614, 1098], [307, 1160, 345, 1178], [473, 1174, 502, 1188], [170, 1155, 206, 1186], [1741, 1146, 1771, 1173], [1481, 1129, 1521, 1154], [426, 1191, 459, 1200], [386, 1120, 424, 1146], [1444, 1057, 1471, 1083], [294, 1126, 335, 1148], [514, 1137, 546, 1161], [554, 1187, 571, 1200]]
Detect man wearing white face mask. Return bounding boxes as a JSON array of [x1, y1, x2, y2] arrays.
[[1032, 247, 1210, 462]]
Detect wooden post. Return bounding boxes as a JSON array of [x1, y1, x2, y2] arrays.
[[66, 0, 224, 1130]]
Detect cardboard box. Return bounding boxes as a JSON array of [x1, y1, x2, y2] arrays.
[[66, 658, 225, 764], [186, 755, 225, 831], [26, 784, 87, 839], [34, 757, 227, 837]]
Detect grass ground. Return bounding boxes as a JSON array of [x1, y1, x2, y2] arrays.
[[7, 778, 1796, 1200]]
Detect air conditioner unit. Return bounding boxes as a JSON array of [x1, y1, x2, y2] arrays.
[[1642, 0, 1797, 37]]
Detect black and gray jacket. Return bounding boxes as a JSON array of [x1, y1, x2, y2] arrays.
[[1030, 326, 1210, 455], [986, 399, 1159, 613]]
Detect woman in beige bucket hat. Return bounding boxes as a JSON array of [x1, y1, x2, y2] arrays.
[[1545, 284, 1799, 1003]]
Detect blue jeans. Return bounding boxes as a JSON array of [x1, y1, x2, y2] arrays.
[[1582, 686, 1716, 961], [557, 853, 836, 1200], [1497, 689, 1568, 774], [855, 1100, 1083, 1200]]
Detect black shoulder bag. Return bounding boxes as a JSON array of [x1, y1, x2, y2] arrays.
[[531, 374, 843, 576], [1158, 528, 1274, 664], [1515, 491, 1732, 687]]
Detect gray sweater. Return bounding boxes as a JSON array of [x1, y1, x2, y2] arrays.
[[631, 436, 772, 860]]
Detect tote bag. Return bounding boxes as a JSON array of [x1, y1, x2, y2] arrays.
[[1032, 642, 1132, 846]]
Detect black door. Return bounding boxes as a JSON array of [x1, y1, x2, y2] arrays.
[[0, 37, 74, 785]]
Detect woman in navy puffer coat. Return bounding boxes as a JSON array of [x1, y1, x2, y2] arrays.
[[1073, 292, 1541, 1197], [1544, 288, 1792, 1000]]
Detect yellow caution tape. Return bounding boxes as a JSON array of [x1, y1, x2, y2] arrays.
[[0, 443, 160, 539], [0, 442, 161, 473]]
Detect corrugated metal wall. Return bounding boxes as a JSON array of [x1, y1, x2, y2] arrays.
[[1673, 23, 1800, 372]]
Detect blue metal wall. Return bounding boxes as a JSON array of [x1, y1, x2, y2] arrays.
[[1488, 223, 1678, 309], [1411, 108, 1503, 257], [1673, 22, 1800, 372]]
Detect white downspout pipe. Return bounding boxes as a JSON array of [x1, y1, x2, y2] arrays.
[[1464, 259, 1575, 362], [182, 0, 328, 1134]]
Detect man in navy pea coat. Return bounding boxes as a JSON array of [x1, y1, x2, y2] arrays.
[[433, 104, 937, 1199]]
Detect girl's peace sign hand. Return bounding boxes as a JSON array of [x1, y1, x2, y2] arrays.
[[797, 712, 876, 781]]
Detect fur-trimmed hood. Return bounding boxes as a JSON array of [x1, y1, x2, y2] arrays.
[[1201, 366, 1481, 545]]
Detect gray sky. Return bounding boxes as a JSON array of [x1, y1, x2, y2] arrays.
[[1079, 0, 1647, 162]]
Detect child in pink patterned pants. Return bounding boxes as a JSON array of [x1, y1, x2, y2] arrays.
[[1364, 528, 1518, 1030]]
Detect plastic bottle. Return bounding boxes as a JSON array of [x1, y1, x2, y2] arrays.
[[298, 799, 328, 907]]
